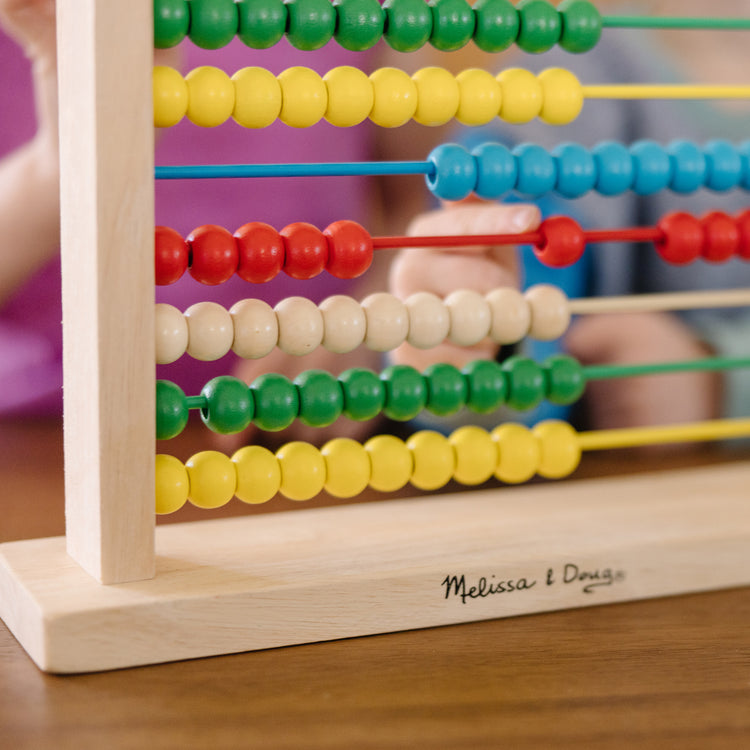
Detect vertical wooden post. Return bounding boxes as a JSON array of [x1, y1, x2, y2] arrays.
[[58, 0, 155, 583]]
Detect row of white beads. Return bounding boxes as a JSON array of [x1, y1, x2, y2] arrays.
[[155, 284, 570, 364]]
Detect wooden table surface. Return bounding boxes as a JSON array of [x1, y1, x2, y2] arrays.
[[1, 418, 749, 749]]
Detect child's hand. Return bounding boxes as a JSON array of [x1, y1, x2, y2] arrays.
[[0, 0, 56, 65], [388, 202, 540, 371], [566, 312, 720, 434]]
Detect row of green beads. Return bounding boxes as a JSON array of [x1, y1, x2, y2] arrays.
[[154, 0, 602, 54], [156, 355, 586, 440]]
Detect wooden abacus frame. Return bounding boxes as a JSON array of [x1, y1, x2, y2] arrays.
[[0, 0, 749, 673]]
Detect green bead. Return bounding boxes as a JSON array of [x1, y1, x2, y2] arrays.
[[544, 354, 586, 405], [294, 370, 344, 427], [515, 0, 561, 53], [333, 0, 385, 50], [156, 380, 189, 440], [338, 368, 386, 421], [285, 0, 336, 50], [237, 0, 288, 48], [250, 373, 299, 432], [188, 0, 239, 49], [380, 365, 427, 421], [461, 360, 506, 414], [472, 0, 519, 52], [428, 0, 475, 51], [154, 0, 190, 48], [424, 362, 467, 416], [557, 0, 602, 53], [382, 0, 433, 52], [200, 376, 255, 435], [501, 355, 546, 411]]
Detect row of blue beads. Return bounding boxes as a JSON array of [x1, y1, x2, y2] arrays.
[[427, 139, 750, 201]]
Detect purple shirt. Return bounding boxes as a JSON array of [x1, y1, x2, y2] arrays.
[[0, 33, 375, 415]]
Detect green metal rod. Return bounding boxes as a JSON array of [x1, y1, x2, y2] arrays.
[[603, 15, 750, 31], [583, 356, 750, 382]]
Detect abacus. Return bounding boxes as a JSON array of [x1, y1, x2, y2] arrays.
[[1, 0, 749, 673]]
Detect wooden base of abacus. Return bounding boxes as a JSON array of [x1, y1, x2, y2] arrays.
[[1, 462, 749, 674]]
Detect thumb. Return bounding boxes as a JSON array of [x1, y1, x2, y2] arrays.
[[565, 315, 622, 365]]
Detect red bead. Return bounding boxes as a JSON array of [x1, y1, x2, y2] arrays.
[[701, 211, 739, 263], [735, 210, 750, 260], [280, 222, 328, 280], [323, 220, 374, 279], [234, 222, 285, 283], [655, 211, 703, 265], [155, 225, 188, 285], [533, 216, 586, 268], [187, 224, 238, 285]]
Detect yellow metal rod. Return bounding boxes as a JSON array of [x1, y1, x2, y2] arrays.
[[582, 84, 750, 99], [577, 418, 750, 452]]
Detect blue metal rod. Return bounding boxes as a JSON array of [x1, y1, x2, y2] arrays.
[[154, 161, 434, 180]]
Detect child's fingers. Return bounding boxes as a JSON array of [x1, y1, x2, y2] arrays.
[[389, 245, 517, 299], [391, 339, 497, 371], [406, 203, 540, 239]]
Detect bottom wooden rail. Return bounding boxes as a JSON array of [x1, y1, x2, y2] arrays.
[[1, 462, 749, 673]]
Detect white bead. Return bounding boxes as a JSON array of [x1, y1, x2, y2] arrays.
[[230, 299, 278, 359], [319, 295, 366, 353], [184, 301, 234, 361], [155, 303, 188, 364], [274, 296, 324, 355], [444, 289, 491, 346], [485, 287, 530, 344], [525, 284, 571, 340], [405, 291, 449, 349], [361, 292, 409, 352]]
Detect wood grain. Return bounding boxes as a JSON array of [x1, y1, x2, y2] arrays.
[[1, 420, 749, 747], [57, 0, 155, 583]]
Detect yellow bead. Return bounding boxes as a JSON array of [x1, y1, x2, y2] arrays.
[[412, 67, 459, 126], [232, 445, 281, 504], [538, 68, 584, 126], [186, 450, 236, 509], [323, 66, 374, 127], [277, 67, 327, 128], [450, 426, 497, 486], [276, 441, 326, 501], [369, 67, 418, 128], [407, 431, 455, 491], [455, 69, 501, 126], [496, 68, 543, 124], [321, 438, 371, 498], [533, 420, 581, 479], [365, 435, 413, 493], [185, 66, 235, 127], [231, 66, 282, 128], [491, 424, 539, 484], [155, 454, 189, 515], [153, 66, 188, 128]]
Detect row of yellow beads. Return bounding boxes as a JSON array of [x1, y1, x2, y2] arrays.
[[153, 65, 584, 129], [155, 420, 580, 514]]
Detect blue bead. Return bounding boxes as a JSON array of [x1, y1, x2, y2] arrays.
[[629, 140, 672, 195], [667, 140, 707, 193], [704, 139, 742, 192], [513, 143, 557, 197], [552, 142, 596, 198], [739, 141, 750, 189], [591, 141, 633, 196], [471, 142, 517, 199], [426, 143, 477, 201]]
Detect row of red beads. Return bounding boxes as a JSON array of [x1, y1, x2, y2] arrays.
[[156, 210, 750, 285], [155, 219, 374, 285]]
